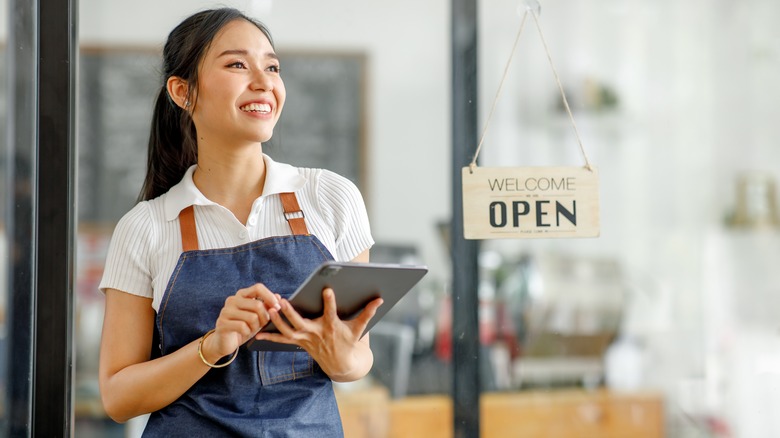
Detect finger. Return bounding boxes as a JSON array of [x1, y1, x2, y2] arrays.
[[223, 297, 272, 327], [350, 297, 384, 334], [267, 305, 297, 337], [253, 330, 298, 346], [236, 284, 281, 310], [221, 295, 282, 329], [322, 288, 338, 321], [278, 298, 311, 331], [216, 318, 257, 336], [218, 308, 268, 335]]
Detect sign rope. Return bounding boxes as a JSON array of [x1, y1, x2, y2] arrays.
[[469, 5, 593, 173]]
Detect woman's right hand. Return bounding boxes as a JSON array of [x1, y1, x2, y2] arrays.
[[200, 283, 281, 363]]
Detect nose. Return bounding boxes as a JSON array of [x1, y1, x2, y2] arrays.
[[250, 70, 273, 91]]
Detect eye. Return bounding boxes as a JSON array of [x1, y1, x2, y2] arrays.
[[267, 64, 281, 73], [227, 61, 248, 69]]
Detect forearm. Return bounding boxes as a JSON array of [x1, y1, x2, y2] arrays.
[[101, 336, 227, 422]]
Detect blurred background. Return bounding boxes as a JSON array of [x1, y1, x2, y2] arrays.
[[3, 0, 780, 436]]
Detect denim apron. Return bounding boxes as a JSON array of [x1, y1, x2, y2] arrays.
[[142, 192, 344, 437]]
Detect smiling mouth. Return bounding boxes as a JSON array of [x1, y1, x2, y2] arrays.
[[240, 103, 271, 114]]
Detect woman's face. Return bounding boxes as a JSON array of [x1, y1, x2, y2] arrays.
[[191, 19, 285, 146]]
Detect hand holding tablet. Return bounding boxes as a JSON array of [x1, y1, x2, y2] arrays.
[[246, 261, 428, 351]]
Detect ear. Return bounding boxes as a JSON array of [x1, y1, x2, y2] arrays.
[[166, 76, 190, 110]]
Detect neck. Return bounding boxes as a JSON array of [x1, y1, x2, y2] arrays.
[[192, 141, 266, 223]]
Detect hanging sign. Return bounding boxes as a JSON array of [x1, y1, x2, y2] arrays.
[[460, 3, 600, 240], [462, 166, 599, 239]]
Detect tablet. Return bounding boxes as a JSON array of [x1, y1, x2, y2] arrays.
[[246, 261, 428, 351]]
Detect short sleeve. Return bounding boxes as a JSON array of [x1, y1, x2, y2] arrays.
[[316, 170, 374, 261], [98, 202, 156, 298]]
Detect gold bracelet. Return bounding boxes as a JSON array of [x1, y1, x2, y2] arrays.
[[198, 329, 239, 368]]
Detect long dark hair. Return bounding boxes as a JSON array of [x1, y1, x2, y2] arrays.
[[138, 8, 274, 201]]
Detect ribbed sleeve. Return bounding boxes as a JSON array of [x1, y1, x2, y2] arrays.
[[98, 202, 156, 298], [310, 169, 374, 261]]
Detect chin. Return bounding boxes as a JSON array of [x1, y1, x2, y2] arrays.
[[245, 128, 274, 144]]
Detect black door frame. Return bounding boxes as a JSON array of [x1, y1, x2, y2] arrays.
[[5, 0, 77, 436], [451, 0, 481, 437]]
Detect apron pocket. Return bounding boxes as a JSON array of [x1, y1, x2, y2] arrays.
[[258, 351, 316, 385]]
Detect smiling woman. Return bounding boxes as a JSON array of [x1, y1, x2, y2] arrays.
[[97, 7, 380, 437]]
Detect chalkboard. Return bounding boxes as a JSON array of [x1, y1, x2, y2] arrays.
[[266, 53, 366, 189], [77, 49, 366, 223], [78, 49, 160, 223]]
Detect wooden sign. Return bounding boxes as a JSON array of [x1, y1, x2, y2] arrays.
[[462, 166, 599, 239]]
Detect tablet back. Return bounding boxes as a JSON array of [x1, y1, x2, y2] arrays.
[[247, 261, 428, 351]]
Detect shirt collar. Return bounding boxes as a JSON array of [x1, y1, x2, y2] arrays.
[[163, 153, 307, 221]]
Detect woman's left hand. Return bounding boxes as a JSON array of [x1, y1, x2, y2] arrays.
[[254, 287, 383, 382]]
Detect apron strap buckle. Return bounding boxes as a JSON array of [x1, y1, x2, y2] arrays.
[[280, 192, 310, 236]]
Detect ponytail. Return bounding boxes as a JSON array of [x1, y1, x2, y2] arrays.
[[137, 87, 197, 201]]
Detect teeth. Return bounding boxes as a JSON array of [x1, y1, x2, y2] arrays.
[[240, 103, 271, 113]]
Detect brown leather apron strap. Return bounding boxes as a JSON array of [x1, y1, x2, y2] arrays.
[[280, 192, 309, 236], [179, 205, 199, 251], [178, 194, 307, 250]]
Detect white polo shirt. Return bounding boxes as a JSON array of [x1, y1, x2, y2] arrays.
[[99, 154, 374, 311]]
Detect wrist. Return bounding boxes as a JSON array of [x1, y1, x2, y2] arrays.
[[328, 348, 372, 382], [198, 329, 238, 368], [200, 332, 222, 364]]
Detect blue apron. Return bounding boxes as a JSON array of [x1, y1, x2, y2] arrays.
[[143, 192, 344, 437]]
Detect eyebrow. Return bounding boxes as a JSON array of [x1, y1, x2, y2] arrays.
[[217, 49, 278, 60]]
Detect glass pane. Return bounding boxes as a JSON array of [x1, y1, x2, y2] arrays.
[[477, 1, 780, 437], [2, 0, 37, 434], [76, 2, 455, 436], [76, 1, 780, 438]]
